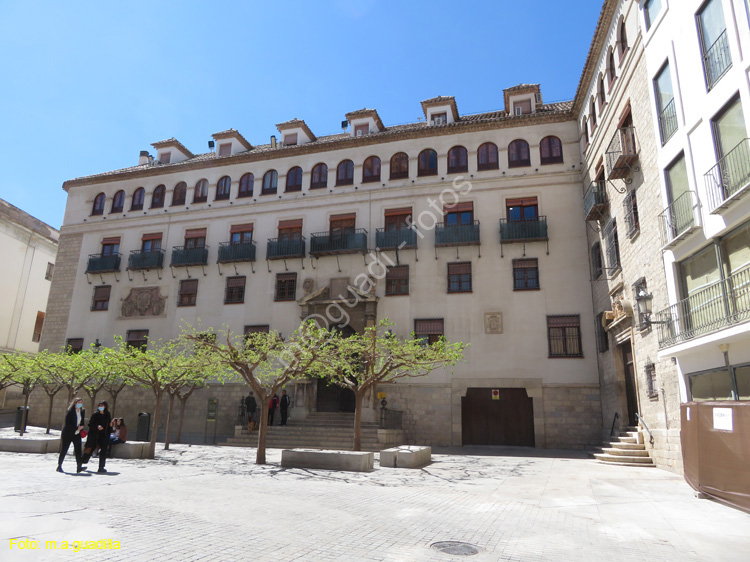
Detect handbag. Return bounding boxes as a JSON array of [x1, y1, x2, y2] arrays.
[[80, 429, 87, 439]]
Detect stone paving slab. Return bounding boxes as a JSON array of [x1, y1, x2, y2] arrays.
[[0, 444, 748, 561]]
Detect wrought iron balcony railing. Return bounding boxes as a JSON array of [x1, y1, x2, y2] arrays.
[[583, 181, 608, 221], [499, 217, 548, 241], [310, 229, 368, 256], [434, 221, 480, 246], [86, 253, 121, 273], [170, 246, 209, 267], [606, 126, 638, 180], [127, 249, 165, 270], [375, 228, 417, 250], [655, 265, 750, 348], [703, 29, 732, 90], [658, 191, 699, 248], [266, 237, 306, 260], [217, 241, 257, 263], [704, 138, 750, 213], [658, 98, 678, 146]]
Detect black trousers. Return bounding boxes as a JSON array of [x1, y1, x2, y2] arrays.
[[268, 409, 275, 425], [280, 408, 288, 425], [58, 433, 82, 468]]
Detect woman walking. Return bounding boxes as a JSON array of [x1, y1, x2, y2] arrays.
[[86, 401, 112, 473], [57, 397, 86, 473]]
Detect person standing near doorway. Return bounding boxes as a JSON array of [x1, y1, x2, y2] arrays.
[[268, 393, 279, 426], [57, 397, 86, 473], [245, 392, 257, 430], [279, 389, 290, 426]]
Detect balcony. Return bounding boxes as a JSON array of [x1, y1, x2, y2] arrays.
[[606, 126, 638, 180], [655, 265, 750, 349], [266, 237, 306, 260], [170, 246, 209, 267], [583, 181, 608, 221], [704, 139, 750, 213], [217, 241, 256, 263], [127, 249, 164, 270], [703, 29, 732, 90], [310, 229, 368, 256], [658, 191, 700, 248], [499, 217, 548, 242], [434, 221, 480, 247], [375, 228, 417, 250], [658, 98, 678, 146], [86, 253, 121, 273]]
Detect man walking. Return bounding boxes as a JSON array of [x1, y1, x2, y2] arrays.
[[280, 389, 291, 426], [245, 392, 257, 431]]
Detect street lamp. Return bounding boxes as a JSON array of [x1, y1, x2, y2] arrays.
[[93, 339, 102, 353], [634, 290, 668, 328]]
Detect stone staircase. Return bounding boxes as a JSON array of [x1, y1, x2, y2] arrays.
[[222, 412, 385, 452], [593, 426, 655, 467]]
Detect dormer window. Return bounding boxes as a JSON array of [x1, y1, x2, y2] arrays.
[[218, 143, 231, 157], [535, 93, 543, 103], [354, 124, 369, 137], [431, 113, 447, 126], [158, 152, 171, 164], [284, 133, 298, 146], [514, 100, 532, 115]]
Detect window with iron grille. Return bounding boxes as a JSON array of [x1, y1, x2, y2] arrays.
[[547, 315, 583, 358], [591, 242, 603, 279], [275, 273, 297, 301], [225, 276, 246, 304], [66, 338, 84, 354], [447, 262, 472, 293], [45, 262, 54, 281], [91, 285, 111, 311], [126, 329, 149, 351], [385, 265, 409, 296], [603, 219, 621, 270], [623, 190, 640, 238], [595, 312, 610, 353], [244, 325, 270, 335], [645, 363, 658, 398], [32, 311, 45, 342], [178, 279, 198, 307], [513, 258, 539, 290], [414, 318, 444, 345]]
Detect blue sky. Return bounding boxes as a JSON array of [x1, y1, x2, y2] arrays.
[[0, 1, 602, 229]]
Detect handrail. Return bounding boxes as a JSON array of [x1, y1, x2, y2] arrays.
[[635, 413, 654, 445], [610, 412, 619, 438]]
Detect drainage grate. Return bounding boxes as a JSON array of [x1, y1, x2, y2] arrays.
[[430, 541, 482, 556]]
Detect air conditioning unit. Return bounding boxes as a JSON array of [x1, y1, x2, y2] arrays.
[[515, 107, 523, 116], [356, 130, 363, 137]]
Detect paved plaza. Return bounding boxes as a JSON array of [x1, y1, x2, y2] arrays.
[[1, 442, 749, 562]]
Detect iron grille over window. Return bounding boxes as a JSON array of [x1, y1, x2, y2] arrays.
[[623, 190, 640, 239], [244, 325, 270, 335], [414, 318, 444, 345], [591, 243, 604, 279], [66, 338, 84, 354], [385, 265, 409, 296], [126, 330, 149, 351], [178, 279, 198, 307], [447, 262, 472, 293], [225, 276, 246, 304], [275, 273, 297, 301], [603, 219, 621, 270], [645, 363, 658, 398], [595, 312, 609, 353], [547, 315, 583, 358], [91, 285, 111, 311], [513, 258, 539, 290]]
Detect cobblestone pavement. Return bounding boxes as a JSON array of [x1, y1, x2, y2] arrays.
[[1, 444, 749, 562]]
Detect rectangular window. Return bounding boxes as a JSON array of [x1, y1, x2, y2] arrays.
[[218, 143, 231, 157], [595, 312, 609, 353], [444, 202, 474, 226], [698, 0, 731, 90], [654, 63, 677, 145], [689, 367, 734, 401], [354, 124, 369, 136], [644, 0, 662, 30], [284, 133, 298, 146], [126, 329, 149, 351], [178, 279, 198, 307], [603, 219, 621, 270], [431, 112, 447, 125], [185, 228, 207, 249], [91, 285, 111, 311], [32, 311, 45, 342], [225, 276, 246, 304], [384, 208, 412, 231], [101, 237, 120, 256], [514, 99, 532, 115], [513, 258, 539, 290], [275, 273, 297, 301], [230, 224, 253, 244], [45, 262, 54, 281], [506, 197, 538, 222], [158, 152, 171, 164], [385, 265, 409, 296], [712, 96, 746, 160], [244, 325, 270, 335], [623, 190, 640, 239], [645, 363, 658, 398], [330, 214, 356, 237], [414, 318, 444, 345], [141, 233, 162, 252], [547, 315, 583, 358], [447, 262, 472, 293], [278, 219, 303, 241], [66, 338, 84, 353]]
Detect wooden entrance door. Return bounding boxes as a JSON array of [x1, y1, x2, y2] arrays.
[[461, 388, 535, 447], [316, 379, 355, 412], [621, 343, 638, 426]]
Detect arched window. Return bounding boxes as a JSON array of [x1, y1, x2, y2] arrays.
[[508, 140, 530, 168], [591, 242, 603, 279], [447, 146, 468, 173], [262, 170, 278, 195], [417, 149, 438, 176], [216, 176, 231, 200], [310, 163, 328, 189], [540, 136, 563, 165], [193, 179, 208, 203], [597, 75, 606, 113], [172, 182, 187, 206], [390, 152, 409, 180], [590, 98, 597, 130], [92, 193, 106, 216], [582, 118, 589, 146], [238, 173, 254, 198], [607, 48, 616, 84], [151, 185, 165, 208], [286, 166, 303, 192], [111, 190, 125, 213], [618, 20, 628, 59], [477, 143, 499, 171], [336, 159, 354, 186], [363, 156, 381, 183], [131, 187, 145, 211]]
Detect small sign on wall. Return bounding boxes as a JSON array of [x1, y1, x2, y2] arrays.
[[377, 392, 386, 400], [491, 389, 500, 400], [713, 407, 733, 431]]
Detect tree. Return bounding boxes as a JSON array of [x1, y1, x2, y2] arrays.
[[101, 376, 127, 417], [173, 380, 207, 444], [1, 353, 38, 436], [322, 320, 467, 451], [32, 351, 66, 434], [186, 321, 339, 464]]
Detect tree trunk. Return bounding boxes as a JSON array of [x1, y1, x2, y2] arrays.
[[175, 397, 188, 444], [353, 389, 364, 451], [20, 387, 31, 436], [110, 393, 118, 417], [148, 390, 163, 459], [45, 393, 55, 434], [256, 400, 268, 465], [164, 392, 175, 450]]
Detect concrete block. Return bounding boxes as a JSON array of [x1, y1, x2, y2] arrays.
[[0, 438, 59, 454], [109, 442, 150, 459], [281, 449, 374, 472], [380, 446, 431, 469]]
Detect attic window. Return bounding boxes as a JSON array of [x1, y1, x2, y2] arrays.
[[218, 143, 231, 157], [514, 100, 532, 115], [431, 113, 447, 126], [284, 133, 298, 146], [158, 152, 171, 164], [354, 124, 369, 137]]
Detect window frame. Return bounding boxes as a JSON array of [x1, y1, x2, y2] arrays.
[[91, 285, 111, 311], [547, 315, 583, 358], [224, 275, 246, 305], [193, 179, 209, 203], [131, 187, 145, 211], [151, 184, 166, 208], [172, 182, 187, 206], [623, 189, 640, 239], [540, 136, 563, 165], [595, 312, 610, 353], [512, 258, 540, 290], [178, 279, 198, 307], [389, 152, 409, 179], [216, 176, 232, 200], [362, 156, 381, 183], [508, 139, 531, 168], [111, 190, 125, 213], [32, 311, 45, 342], [310, 163, 328, 189], [275, 272, 297, 302], [414, 318, 444, 345], [336, 160, 354, 186], [385, 265, 409, 296], [126, 329, 149, 351], [591, 242, 604, 279], [238, 173, 254, 198], [92, 193, 106, 216], [447, 146, 468, 174], [262, 170, 278, 195], [286, 166, 303, 192], [477, 142, 499, 171], [447, 262, 473, 294], [417, 149, 438, 177]]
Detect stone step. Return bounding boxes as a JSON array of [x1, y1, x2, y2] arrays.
[[615, 436, 638, 444], [594, 453, 654, 464], [600, 447, 650, 457], [605, 441, 645, 450]]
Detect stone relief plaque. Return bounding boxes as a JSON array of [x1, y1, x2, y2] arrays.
[[120, 287, 167, 318], [302, 278, 315, 295], [484, 312, 503, 334]]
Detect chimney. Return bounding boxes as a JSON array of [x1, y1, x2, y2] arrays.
[[270, 135, 277, 149], [138, 151, 150, 166]]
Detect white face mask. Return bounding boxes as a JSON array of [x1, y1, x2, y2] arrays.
[[75, 403, 83, 409], [98, 406, 104, 412]]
